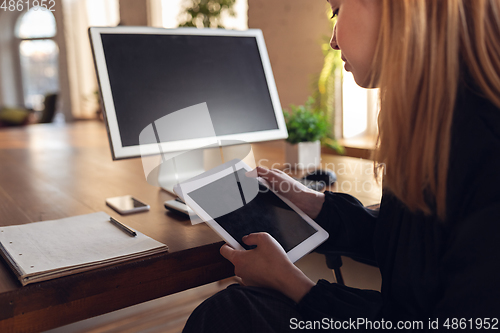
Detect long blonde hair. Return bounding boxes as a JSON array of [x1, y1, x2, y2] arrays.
[[372, 0, 500, 220]]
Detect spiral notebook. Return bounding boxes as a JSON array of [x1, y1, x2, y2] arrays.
[[0, 212, 168, 286]]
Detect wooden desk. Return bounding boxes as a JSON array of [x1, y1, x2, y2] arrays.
[[0, 121, 381, 332]]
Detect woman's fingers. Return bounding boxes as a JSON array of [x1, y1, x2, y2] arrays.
[[242, 232, 269, 246], [246, 168, 258, 179], [246, 166, 287, 180], [220, 244, 236, 261], [245, 167, 267, 180], [255, 166, 267, 174], [252, 167, 283, 184]]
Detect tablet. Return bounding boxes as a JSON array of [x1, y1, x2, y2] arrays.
[[174, 159, 329, 262]]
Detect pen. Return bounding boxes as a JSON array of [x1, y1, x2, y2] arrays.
[[109, 217, 137, 237]]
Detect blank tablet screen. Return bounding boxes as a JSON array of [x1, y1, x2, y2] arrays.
[[188, 169, 317, 251]]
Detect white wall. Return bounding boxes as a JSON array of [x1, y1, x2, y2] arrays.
[[54, 0, 74, 121], [0, 11, 3, 106], [0, 10, 24, 107], [62, 0, 119, 118]]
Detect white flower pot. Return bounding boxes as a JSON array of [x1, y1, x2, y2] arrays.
[[285, 140, 321, 170]]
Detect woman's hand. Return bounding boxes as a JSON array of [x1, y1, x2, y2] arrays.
[[220, 233, 315, 303], [248, 167, 325, 219]]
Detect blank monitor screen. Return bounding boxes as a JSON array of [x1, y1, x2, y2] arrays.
[[99, 32, 280, 149]]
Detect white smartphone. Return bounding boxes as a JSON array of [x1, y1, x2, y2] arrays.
[[106, 195, 150, 215]]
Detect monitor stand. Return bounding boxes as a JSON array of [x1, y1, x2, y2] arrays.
[[155, 142, 255, 223], [156, 146, 223, 195], [155, 141, 255, 195]]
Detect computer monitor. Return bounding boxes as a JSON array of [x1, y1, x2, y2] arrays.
[[89, 27, 287, 191]]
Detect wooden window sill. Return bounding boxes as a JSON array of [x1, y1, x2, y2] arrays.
[[322, 135, 377, 159]]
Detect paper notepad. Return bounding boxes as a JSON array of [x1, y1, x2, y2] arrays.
[[0, 212, 168, 286]]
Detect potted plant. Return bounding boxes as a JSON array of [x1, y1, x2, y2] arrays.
[[178, 0, 236, 28], [284, 97, 329, 169]]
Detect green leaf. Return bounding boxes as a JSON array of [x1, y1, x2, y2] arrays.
[[284, 96, 330, 144]]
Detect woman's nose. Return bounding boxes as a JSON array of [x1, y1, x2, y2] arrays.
[[330, 25, 340, 50]]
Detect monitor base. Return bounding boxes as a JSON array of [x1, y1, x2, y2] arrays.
[[156, 142, 256, 194], [157, 146, 223, 195]]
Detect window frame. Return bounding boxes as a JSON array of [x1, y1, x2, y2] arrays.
[[14, 7, 59, 111]]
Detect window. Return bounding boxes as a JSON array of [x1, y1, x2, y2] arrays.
[[160, 0, 248, 30], [342, 70, 379, 140], [85, 0, 119, 27], [15, 7, 59, 111]]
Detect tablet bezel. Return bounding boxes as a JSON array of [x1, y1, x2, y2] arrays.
[[174, 160, 329, 263]]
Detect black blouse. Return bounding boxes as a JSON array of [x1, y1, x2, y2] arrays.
[[297, 83, 500, 328]]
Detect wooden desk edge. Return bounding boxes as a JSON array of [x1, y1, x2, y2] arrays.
[[0, 241, 233, 332]]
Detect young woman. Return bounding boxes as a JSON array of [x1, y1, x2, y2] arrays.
[[183, 0, 500, 331]]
